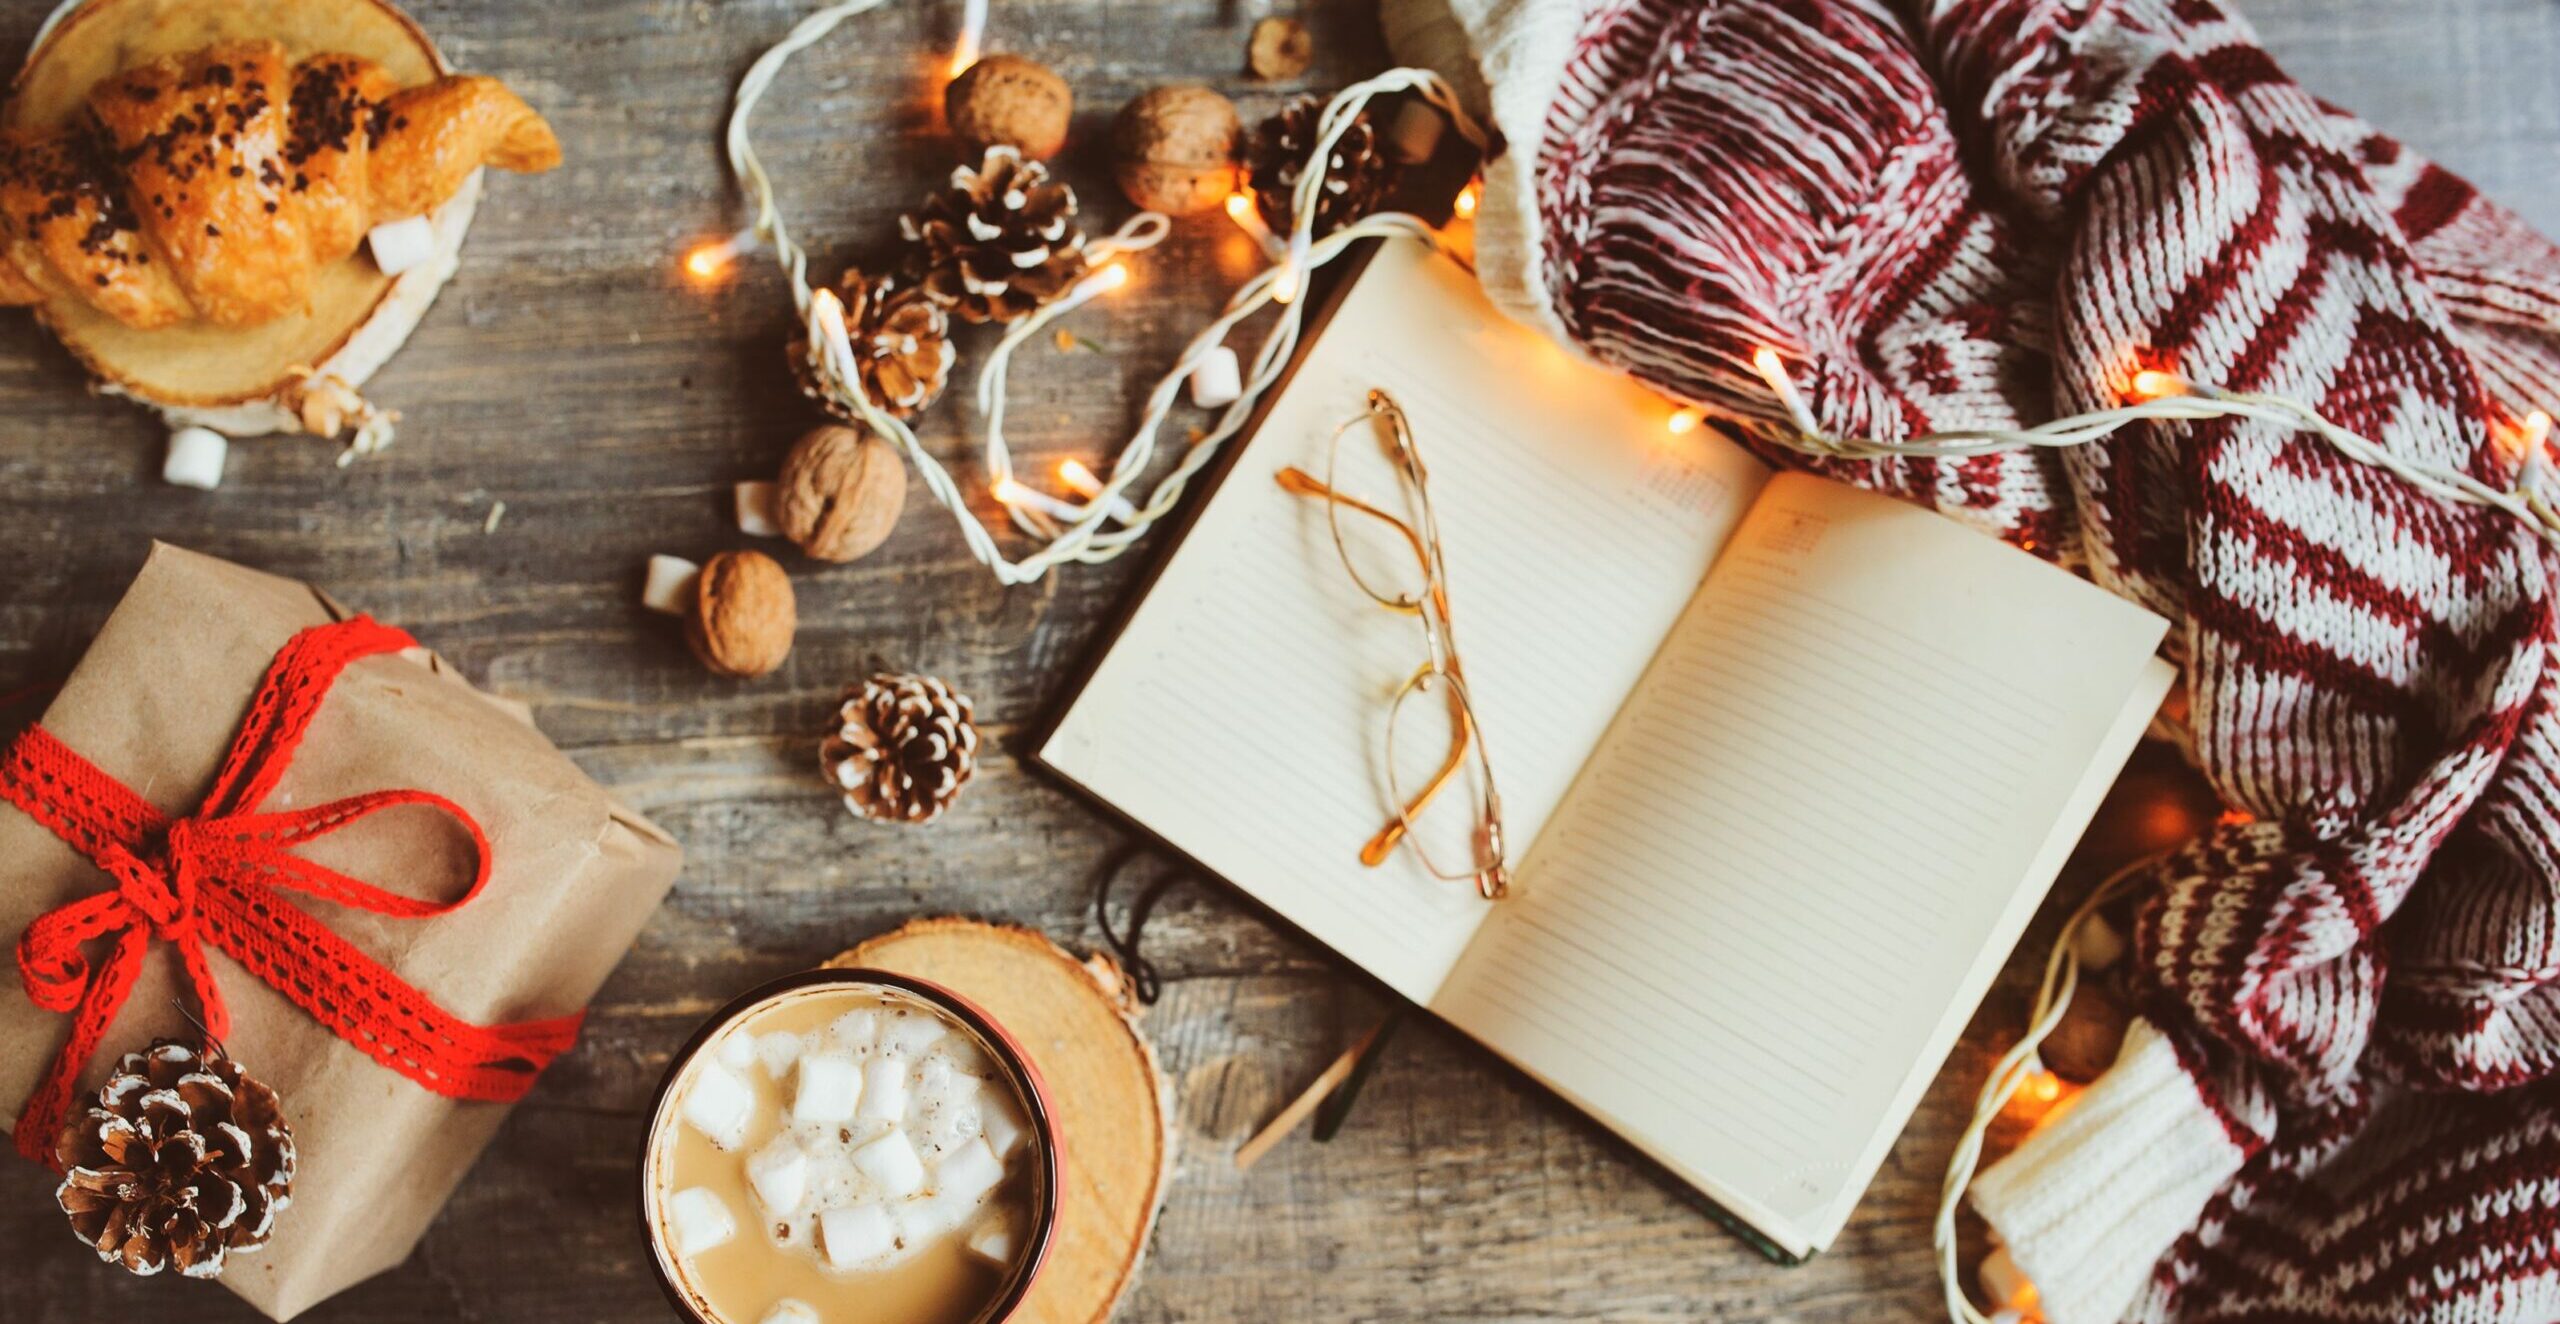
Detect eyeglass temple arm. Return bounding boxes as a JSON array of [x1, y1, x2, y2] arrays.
[[1275, 467, 1436, 573], [1357, 679, 1474, 866], [1274, 468, 1453, 621]]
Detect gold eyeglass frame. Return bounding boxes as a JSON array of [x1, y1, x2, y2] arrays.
[[1276, 388, 1511, 900]]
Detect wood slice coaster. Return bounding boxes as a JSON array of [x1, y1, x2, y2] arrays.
[[830, 918, 1173, 1323]]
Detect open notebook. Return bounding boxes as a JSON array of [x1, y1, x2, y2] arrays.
[[1038, 238, 2174, 1261]]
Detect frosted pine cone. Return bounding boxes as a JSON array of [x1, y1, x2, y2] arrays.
[[823, 673, 980, 824], [55, 1042, 295, 1279], [1246, 94, 1398, 238], [791, 267, 955, 420], [900, 147, 1088, 323]]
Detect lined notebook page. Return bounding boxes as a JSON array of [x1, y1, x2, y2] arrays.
[[1432, 473, 2169, 1253], [1041, 240, 1770, 1002]]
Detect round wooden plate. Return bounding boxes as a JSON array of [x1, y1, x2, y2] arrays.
[[8, 0, 464, 413], [829, 918, 1174, 1324]]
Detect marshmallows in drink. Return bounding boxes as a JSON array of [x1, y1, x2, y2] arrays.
[[653, 984, 1035, 1324]]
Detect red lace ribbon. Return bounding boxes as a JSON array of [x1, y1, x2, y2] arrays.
[[1, 617, 584, 1168]]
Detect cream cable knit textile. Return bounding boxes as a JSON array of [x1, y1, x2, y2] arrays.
[[1966, 1023, 2249, 1321], [1385, 1, 2560, 1321]]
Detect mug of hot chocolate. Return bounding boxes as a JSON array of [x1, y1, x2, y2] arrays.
[[640, 970, 1061, 1324]]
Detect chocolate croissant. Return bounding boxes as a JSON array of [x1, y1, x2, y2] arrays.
[[0, 40, 560, 329]]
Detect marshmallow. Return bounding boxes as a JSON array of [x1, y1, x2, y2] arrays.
[[793, 1054, 862, 1125], [828, 1010, 880, 1055], [878, 1012, 947, 1058], [757, 1031, 803, 1080], [735, 481, 782, 538], [163, 427, 228, 491], [930, 1035, 994, 1077], [758, 1302, 821, 1324], [1979, 1248, 2034, 1311], [936, 1136, 1005, 1207], [1188, 346, 1242, 409], [2072, 913, 2127, 971], [979, 1087, 1027, 1159], [820, 1204, 897, 1269], [747, 1139, 809, 1217], [914, 1100, 982, 1158], [366, 215, 439, 277], [715, 1029, 758, 1073], [856, 1057, 910, 1125], [910, 1061, 985, 1158], [642, 555, 700, 615], [965, 1213, 1019, 1269], [666, 1186, 736, 1259], [806, 1152, 870, 1209], [900, 1187, 976, 1248], [679, 1061, 756, 1151], [850, 1129, 925, 1198]]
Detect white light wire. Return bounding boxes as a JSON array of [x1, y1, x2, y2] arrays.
[[1931, 855, 2156, 1324], [723, 0, 1488, 585], [1751, 355, 2560, 549]]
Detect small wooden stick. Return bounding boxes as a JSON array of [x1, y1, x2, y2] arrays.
[[1235, 1017, 1389, 1171]]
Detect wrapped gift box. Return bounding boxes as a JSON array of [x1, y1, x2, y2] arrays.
[[0, 545, 683, 1319]]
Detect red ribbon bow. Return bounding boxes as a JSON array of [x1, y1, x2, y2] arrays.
[[1, 617, 584, 1168]]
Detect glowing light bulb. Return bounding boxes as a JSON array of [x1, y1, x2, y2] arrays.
[[991, 477, 1030, 506], [1271, 263, 1300, 305], [1094, 263, 1129, 293], [949, 0, 986, 78], [1058, 459, 1140, 522], [1751, 346, 1784, 377], [1667, 408, 1702, 436], [1452, 184, 1479, 220], [2130, 368, 2186, 401], [2026, 1070, 2062, 1105], [2527, 409, 2553, 453], [1225, 192, 1285, 259], [682, 229, 756, 287]]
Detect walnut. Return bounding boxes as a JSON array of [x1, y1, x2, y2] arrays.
[[778, 425, 906, 563], [685, 550, 796, 678], [1247, 18, 1313, 80], [2040, 983, 2131, 1082], [1110, 85, 1241, 217], [944, 53, 1073, 161]]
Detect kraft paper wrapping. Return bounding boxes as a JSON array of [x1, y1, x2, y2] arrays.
[[0, 544, 683, 1320]]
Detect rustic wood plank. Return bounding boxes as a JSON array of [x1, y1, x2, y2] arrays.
[[0, 1, 2550, 1320]]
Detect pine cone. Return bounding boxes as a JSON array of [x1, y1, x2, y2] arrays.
[[822, 673, 980, 824], [899, 146, 1088, 323], [1246, 94, 1398, 238], [791, 267, 955, 420], [54, 1043, 295, 1279]]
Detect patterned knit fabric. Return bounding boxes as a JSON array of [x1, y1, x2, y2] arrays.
[[1387, 1, 2560, 1320]]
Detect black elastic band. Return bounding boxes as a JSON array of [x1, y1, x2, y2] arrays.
[[1093, 848, 1182, 1006]]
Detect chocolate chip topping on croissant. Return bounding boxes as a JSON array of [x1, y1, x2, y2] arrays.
[[0, 40, 560, 329]]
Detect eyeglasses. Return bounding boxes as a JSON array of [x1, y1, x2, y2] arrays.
[[1276, 388, 1511, 900]]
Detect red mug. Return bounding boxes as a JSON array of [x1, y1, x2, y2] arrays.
[[638, 968, 1063, 1324]]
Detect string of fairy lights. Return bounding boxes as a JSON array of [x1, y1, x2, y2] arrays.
[[696, 0, 1489, 586], [689, 6, 2560, 1321]]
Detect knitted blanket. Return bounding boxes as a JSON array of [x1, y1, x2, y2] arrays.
[[1382, 1, 2560, 1321]]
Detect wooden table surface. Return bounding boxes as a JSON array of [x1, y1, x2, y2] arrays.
[[3, 1, 2555, 1320]]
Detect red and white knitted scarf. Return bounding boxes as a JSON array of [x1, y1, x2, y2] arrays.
[[1386, 1, 2560, 1320]]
